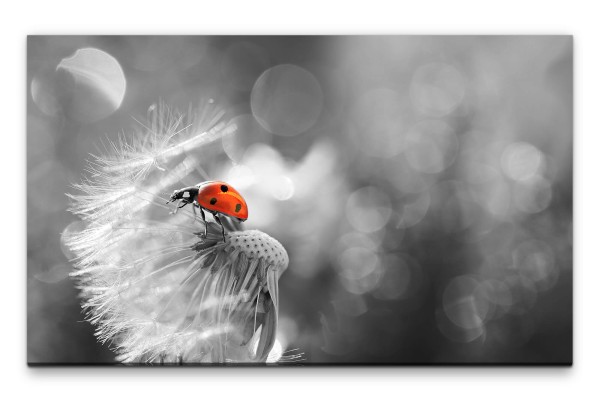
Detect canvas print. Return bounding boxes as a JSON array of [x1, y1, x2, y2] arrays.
[[27, 36, 572, 365]]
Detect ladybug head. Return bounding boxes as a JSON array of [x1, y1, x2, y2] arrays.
[[167, 190, 181, 203], [166, 186, 198, 204]]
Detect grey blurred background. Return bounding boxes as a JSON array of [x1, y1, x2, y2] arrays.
[[27, 36, 572, 364]]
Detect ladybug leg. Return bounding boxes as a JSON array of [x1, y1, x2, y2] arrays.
[[192, 202, 199, 223], [213, 213, 226, 242], [172, 200, 189, 214], [198, 207, 207, 238], [170, 199, 183, 214]]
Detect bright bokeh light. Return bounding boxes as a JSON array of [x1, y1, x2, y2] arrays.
[[251, 64, 324, 136], [270, 175, 295, 201], [56, 48, 126, 122], [225, 164, 256, 190], [501, 142, 543, 181], [241, 143, 296, 201]]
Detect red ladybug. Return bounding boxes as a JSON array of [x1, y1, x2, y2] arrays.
[[167, 181, 248, 241]]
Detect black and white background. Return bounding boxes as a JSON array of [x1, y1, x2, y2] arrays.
[[27, 35, 572, 365]]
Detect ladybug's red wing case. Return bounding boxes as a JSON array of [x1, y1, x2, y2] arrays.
[[196, 181, 249, 220]]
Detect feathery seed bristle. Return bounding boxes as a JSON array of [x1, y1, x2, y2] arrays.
[[65, 102, 291, 364]]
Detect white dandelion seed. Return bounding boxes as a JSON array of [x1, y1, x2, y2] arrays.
[[64, 101, 290, 364]]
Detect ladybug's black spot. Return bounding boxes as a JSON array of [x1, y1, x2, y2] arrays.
[[235, 203, 242, 212], [209, 197, 217, 205], [221, 185, 228, 192]]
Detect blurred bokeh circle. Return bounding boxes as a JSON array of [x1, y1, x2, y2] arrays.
[[337, 247, 380, 282], [60, 220, 87, 260], [443, 275, 489, 330], [345, 186, 392, 233], [31, 69, 62, 117], [336, 247, 383, 295], [373, 254, 412, 300], [251, 64, 324, 136], [410, 62, 466, 117], [476, 279, 513, 318], [36, 47, 127, 122], [512, 240, 558, 291], [33, 263, 71, 284], [405, 120, 459, 174], [501, 142, 544, 181], [395, 190, 431, 229], [513, 176, 553, 214]]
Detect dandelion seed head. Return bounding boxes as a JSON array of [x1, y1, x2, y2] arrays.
[[65, 101, 291, 364], [227, 230, 289, 272]]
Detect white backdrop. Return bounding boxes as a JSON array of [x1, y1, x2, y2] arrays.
[[3, 0, 595, 399]]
